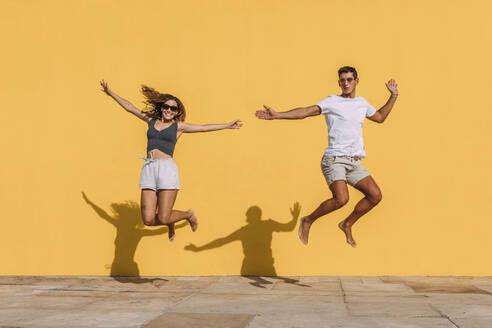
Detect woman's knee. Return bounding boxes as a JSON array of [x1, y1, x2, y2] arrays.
[[157, 211, 172, 224], [141, 212, 156, 226]]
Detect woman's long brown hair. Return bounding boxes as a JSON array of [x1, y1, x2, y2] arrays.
[[141, 85, 186, 122]]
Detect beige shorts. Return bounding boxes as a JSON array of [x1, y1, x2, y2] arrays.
[[139, 158, 180, 191], [321, 154, 370, 187]]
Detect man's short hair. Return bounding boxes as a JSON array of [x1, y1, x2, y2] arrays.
[[338, 66, 358, 80]]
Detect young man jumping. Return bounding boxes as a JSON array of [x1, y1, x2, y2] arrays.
[[255, 66, 398, 247]]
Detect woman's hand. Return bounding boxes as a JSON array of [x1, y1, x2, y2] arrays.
[[226, 120, 243, 129], [100, 79, 112, 95]]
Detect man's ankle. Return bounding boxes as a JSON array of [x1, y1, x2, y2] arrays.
[[303, 216, 314, 224]]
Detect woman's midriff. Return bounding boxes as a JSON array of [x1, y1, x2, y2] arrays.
[[147, 149, 172, 159]]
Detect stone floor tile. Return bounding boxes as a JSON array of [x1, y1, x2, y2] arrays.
[[453, 318, 492, 328], [247, 313, 351, 328], [171, 293, 346, 315], [82, 291, 194, 312], [432, 303, 492, 319], [14, 309, 161, 328], [299, 276, 341, 283], [406, 282, 490, 294], [36, 289, 116, 298], [0, 309, 60, 327], [425, 293, 492, 305], [248, 314, 456, 328], [0, 285, 51, 296], [347, 302, 441, 318], [0, 294, 99, 310], [143, 312, 254, 328], [340, 277, 363, 283], [470, 277, 492, 284], [380, 276, 407, 284], [360, 277, 384, 284], [345, 295, 429, 304], [342, 282, 415, 295], [472, 284, 492, 294], [201, 276, 277, 293], [145, 276, 217, 292], [271, 280, 340, 295], [201, 276, 340, 296]]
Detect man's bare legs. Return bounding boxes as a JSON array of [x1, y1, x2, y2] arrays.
[[140, 189, 198, 241], [338, 176, 382, 247], [298, 180, 349, 245]]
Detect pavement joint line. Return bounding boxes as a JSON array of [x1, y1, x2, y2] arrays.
[[139, 290, 204, 328], [428, 303, 460, 328], [471, 284, 492, 295], [338, 278, 346, 303], [159, 277, 219, 313]]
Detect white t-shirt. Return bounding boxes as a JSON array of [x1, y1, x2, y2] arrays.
[[316, 95, 376, 158]]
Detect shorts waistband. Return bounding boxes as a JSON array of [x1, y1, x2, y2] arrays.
[[138, 154, 173, 162], [325, 155, 362, 161]]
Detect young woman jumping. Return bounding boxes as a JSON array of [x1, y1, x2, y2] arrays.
[[100, 80, 243, 241]]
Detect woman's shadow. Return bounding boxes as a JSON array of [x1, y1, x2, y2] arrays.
[[185, 202, 310, 288], [82, 192, 186, 284]]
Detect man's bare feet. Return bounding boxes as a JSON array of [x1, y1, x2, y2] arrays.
[[168, 223, 175, 242], [187, 209, 198, 232], [298, 216, 312, 245], [338, 221, 356, 247]]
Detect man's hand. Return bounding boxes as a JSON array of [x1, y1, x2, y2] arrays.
[[255, 105, 279, 120], [385, 79, 398, 96]]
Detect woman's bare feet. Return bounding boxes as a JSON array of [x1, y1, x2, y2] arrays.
[[298, 216, 312, 245], [187, 209, 198, 232], [168, 223, 175, 242], [338, 221, 356, 247]]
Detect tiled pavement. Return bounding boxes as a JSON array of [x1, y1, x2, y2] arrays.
[[0, 276, 491, 327]]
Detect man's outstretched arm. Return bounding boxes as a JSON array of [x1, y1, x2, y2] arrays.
[[368, 79, 399, 123], [255, 105, 321, 120]]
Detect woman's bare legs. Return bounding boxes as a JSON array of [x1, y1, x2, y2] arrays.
[[140, 189, 198, 241], [298, 180, 349, 245], [157, 190, 198, 239], [338, 176, 382, 247]]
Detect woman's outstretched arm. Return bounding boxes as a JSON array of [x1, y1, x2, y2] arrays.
[[178, 120, 243, 133], [100, 80, 152, 123]]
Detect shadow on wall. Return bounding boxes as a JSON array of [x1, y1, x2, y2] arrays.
[[185, 202, 310, 288], [82, 192, 186, 283]]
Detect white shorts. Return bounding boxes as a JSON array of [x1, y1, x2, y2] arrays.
[[321, 154, 370, 186], [139, 158, 180, 191]]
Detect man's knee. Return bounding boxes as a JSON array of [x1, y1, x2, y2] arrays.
[[369, 192, 382, 205], [334, 195, 349, 208]]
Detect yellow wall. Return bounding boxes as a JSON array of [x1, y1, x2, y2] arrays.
[[1, 0, 491, 276]]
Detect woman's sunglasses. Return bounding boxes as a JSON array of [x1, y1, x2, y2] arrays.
[[162, 103, 179, 112]]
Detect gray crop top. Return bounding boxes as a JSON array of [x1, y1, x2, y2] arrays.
[[146, 119, 178, 157]]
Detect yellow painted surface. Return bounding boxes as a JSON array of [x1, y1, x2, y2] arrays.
[[1, 0, 491, 276]]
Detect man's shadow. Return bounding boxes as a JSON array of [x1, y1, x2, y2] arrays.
[[185, 202, 310, 288], [82, 192, 186, 284]]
